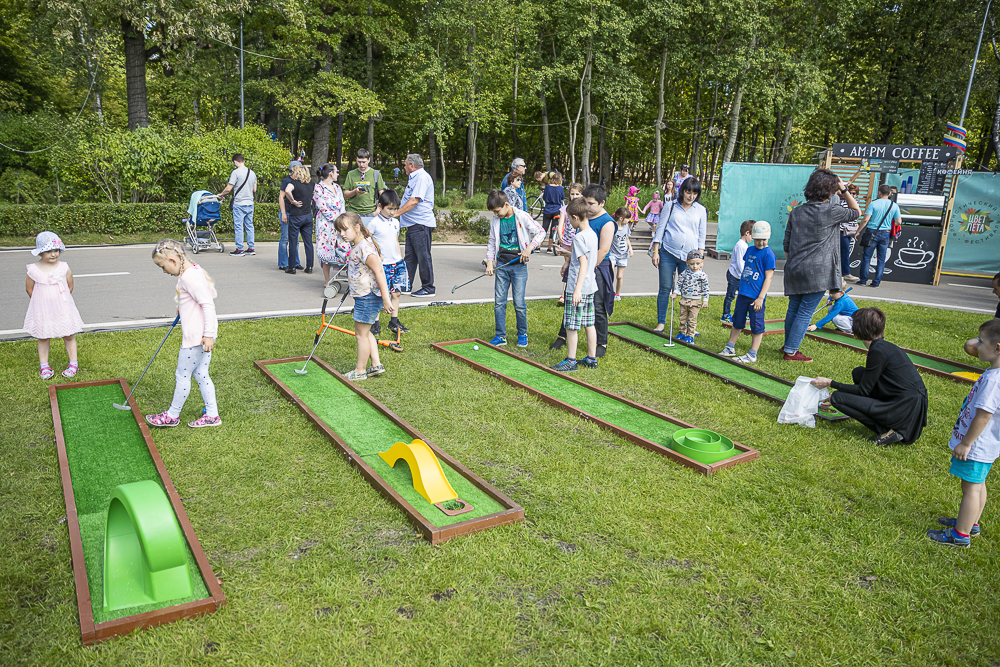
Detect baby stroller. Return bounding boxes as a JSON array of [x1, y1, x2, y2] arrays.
[[184, 190, 225, 254], [322, 238, 351, 298]]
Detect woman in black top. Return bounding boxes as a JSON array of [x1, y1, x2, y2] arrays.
[[283, 165, 315, 274], [811, 307, 928, 445]]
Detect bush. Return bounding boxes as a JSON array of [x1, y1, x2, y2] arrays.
[[0, 169, 55, 205], [440, 208, 489, 239], [0, 202, 282, 237]]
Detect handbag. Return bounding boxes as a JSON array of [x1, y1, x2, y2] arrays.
[[859, 207, 890, 247]]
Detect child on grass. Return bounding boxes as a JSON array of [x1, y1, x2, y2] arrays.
[[23, 232, 84, 380], [369, 189, 410, 335], [485, 189, 545, 348], [720, 221, 776, 364], [335, 212, 396, 380], [554, 182, 585, 310], [721, 220, 754, 325], [145, 239, 221, 428], [926, 319, 1000, 548], [504, 174, 525, 212], [641, 191, 664, 235], [551, 197, 598, 372], [610, 207, 634, 302], [808, 281, 858, 334], [672, 250, 710, 343]]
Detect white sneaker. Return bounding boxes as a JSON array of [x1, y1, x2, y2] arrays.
[[720, 347, 737, 357], [735, 353, 758, 364], [614, 294, 621, 301]]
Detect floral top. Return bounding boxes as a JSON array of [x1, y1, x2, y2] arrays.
[[347, 237, 381, 297], [313, 180, 349, 265], [625, 195, 640, 222]]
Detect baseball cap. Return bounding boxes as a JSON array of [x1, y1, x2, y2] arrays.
[[32, 231, 67, 256], [751, 220, 772, 240], [686, 249, 704, 261], [289, 160, 302, 169]]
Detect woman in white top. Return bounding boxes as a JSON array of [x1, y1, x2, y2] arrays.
[[649, 178, 707, 331]]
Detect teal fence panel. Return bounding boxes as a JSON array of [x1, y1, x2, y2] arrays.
[[945, 173, 1000, 274]]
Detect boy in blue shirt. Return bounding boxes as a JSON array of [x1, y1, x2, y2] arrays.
[[808, 282, 858, 334], [720, 221, 776, 364]]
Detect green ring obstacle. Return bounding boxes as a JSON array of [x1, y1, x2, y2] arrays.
[[103, 480, 193, 613], [669, 429, 737, 464]]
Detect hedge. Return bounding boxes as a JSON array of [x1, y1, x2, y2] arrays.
[[0, 203, 282, 237]]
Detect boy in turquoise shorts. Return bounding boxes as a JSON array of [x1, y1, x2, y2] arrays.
[[927, 318, 1000, 547]]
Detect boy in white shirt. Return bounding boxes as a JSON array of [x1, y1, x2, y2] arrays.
[[927, 319, 1000, 547], [552, 198, 599, 372], [722, 220, 754, 324], [369, 189, 410, 334]]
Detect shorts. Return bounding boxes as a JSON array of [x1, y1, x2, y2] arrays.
[[733, 293, 765, 334], [352, 292, 383, 324], [611, 254, 628, 268], [646, 213, 660, 225], [950, 456, 994, 484], [382, 260, 410, 293], [563, 292, 595, 330]]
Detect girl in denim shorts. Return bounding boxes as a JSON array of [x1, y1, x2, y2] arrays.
[[335, 212, 395, 381]]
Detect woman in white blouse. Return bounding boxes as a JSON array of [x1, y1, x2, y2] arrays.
[[649, 178, 707, 331]]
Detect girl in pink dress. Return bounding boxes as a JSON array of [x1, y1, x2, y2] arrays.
[[642, 191, 665, 235], [145, 239, 221, 428], [624, 186, 641, 230], [23, 232, 85, 379], [313, 163, 351, 287]]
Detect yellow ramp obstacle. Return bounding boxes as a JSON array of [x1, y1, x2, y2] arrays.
[[953, 371, 982, 382], [379, 439, 459, 505]]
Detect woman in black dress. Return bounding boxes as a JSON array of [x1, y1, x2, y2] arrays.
[[811, 307, 928, 445]]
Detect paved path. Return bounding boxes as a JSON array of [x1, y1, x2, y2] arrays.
[[1, 242, 995, 340]]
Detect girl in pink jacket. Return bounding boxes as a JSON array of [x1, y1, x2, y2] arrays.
[[145, 239, 221, 428]]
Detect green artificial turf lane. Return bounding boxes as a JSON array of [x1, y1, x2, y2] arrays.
[[444, 342, 739, 461], [808, 329, 969, 373], [267, 361, 507, 527], [55, 383, 210, 624], [608, 324, 792, 400]]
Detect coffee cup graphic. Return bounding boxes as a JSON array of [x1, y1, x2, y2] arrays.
[[894, 238, 935, 269]]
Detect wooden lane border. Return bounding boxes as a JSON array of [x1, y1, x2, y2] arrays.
[[254, 356, 523, 545], [49, 378, 225, 646], [720, 318, 785, 335], [608, 321, 848, 422], [430, 339, 760, 476]]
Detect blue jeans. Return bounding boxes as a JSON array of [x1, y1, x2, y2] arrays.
[[840, 234, 853, 277], [723, 271, 740, 316], [232, 204, 255, 250], [278, 215, 289, 267], [783, 291, 825, 354], [656, 249, 686, 324], [860, 230, 890, 286], [494, 261, 528, 338]]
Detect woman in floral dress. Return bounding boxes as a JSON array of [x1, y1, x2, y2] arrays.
[[313, 163, 349, 285]]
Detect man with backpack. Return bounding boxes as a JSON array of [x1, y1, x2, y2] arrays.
[[343, 148, 386, 223], [217, 153, 258, 256]]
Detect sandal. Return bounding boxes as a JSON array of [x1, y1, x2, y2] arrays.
[[39, 365, 54, 380], [145, 411, 180, 427], [937, 517, 980, 536], [62, 363, 78, 378]]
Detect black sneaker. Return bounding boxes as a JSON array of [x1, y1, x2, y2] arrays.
[[285, 267, 296, 274], [550, 336, 566, 350], [388, 321, 410, 334], [295, 264, 303, 270], [371, 320, 382, 337], [229, 248, 245, 256], [243, 247, 256, 256], [595, 344, 607, 358], [872, 429, 903, 446], [579, 356, 598, 369], [303, 267, 313, 274], [411, 287, 436, 297]]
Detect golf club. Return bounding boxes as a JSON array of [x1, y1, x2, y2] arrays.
[[664, 267, 677, 347], [113, 314, 181, 410], [297, 291, 350, 375], [814, 286, 853, 314], [451, 256, 521, 294]]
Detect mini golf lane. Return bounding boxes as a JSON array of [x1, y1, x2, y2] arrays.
[[608, 322, 847, 421], [431, 340, 759, 475], [50, 380, 224, 645], [255, 357, 523, 544]]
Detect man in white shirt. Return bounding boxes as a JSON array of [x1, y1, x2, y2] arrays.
[[217, 153, 258, 256], [393, 153, 436, 296]]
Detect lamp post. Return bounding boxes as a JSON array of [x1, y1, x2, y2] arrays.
[[960, 0, 992, 125]]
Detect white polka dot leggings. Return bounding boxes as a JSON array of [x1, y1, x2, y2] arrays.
[[168, 345, 217, 418]]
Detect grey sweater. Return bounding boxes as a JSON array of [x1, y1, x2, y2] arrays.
[[783, 196, 859, 295]]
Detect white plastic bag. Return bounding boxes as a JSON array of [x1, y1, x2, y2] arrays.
[[777, 376, 830, 428]]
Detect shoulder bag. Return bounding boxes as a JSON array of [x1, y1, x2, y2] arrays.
[[859, 206, 890, 248]]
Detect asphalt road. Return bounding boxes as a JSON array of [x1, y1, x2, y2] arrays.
[[1, 242, 996, 340]]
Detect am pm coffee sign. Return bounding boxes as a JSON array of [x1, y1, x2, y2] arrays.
[[832, 144, 959, 162]]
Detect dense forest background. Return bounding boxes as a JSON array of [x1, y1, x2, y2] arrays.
[[0, 0, 996, 204]]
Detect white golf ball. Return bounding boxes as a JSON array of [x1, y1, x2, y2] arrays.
[[473, 345, 480, 350]]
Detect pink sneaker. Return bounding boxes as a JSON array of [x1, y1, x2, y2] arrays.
[[145, 411, 180, 427], [188, 414, 222, 428]]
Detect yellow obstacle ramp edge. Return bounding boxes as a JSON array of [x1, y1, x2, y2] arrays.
[[378, 439, 459, 505], [953, 371, 982, 382], [104, 480, 193, 613]]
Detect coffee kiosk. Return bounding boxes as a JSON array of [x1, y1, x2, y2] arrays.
[[823, 144, 964, 285]]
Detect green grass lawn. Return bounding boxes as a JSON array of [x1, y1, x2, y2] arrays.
[[1, 296, 998, 665]]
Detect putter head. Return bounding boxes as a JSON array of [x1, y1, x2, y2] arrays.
[[451, 286, 457, 294], [294, 368, 308, 375], [112, 403, 131, 411]]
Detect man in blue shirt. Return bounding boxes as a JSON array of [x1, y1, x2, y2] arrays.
[[859, 184, 901, 288], [394, 153, 437, 296], [500, 157, 527, 211]]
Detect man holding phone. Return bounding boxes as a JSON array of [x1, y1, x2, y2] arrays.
[[343, 148, 386, 222]]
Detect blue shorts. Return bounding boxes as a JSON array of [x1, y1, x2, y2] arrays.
[[352, 292, 383, 325], [949, 456, 994, 484], [732, 294, 766, 334], [382, 260, 410, 293]]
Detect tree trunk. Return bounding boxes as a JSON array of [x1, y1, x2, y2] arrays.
[[512, 59, 519, 157], [193, 94, 200, 133], [121, 17, 150, 130], [654, 40, 668, 187], [292, 116, 302, 156], [722, 84, 744, 166], [598, 117, 609, 185], [79, 25, 103, 123], [580, 45, 593, 186], [366, 28, 374, 155], [540, 84, 551, 171], [427, 101, 438, 182], [778, 112, 794, 163], [312, 114, 331, 169], [466, 121, 478, 198], [691, 77, 702, 175]]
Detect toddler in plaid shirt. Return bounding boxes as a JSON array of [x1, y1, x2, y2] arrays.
[[672, 250, 710, 342]]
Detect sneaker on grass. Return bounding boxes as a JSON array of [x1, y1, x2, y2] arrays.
[[720, 346, 736, 357], [579, 356, 598, 369], [937, 517, 980, 536], [926, 528, 970, 548], [366, 364, 386, 376], [188, 415, 222, 428], [344, 370, 367, 381], [720, 313, 733, 324], [489, 335, 507, 347], [551, 358, 578, 372], [735, 353, 757, 364], [146, 411, 180, 427], [517, 334, 528, 347]]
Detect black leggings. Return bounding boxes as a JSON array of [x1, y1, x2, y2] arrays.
[[542, 212, 558, 235]]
